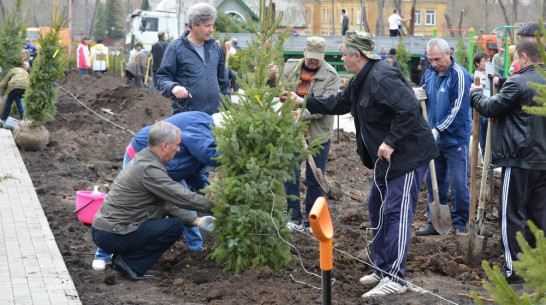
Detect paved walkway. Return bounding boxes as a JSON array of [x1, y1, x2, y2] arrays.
[[0, 129, 81, 305]]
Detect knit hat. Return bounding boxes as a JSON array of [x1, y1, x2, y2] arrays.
[[305, 37, 326, 60], [343, 29, 380, 60]]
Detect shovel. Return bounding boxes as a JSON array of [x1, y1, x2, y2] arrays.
[[302, 139, 329, 193], [456, 77, 491, 267], [420, 100, 452, 235]]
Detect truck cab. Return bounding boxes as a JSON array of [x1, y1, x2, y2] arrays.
[[125, 10, 180, 51]]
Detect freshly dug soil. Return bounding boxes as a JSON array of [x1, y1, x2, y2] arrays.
[[19, 71, 521, 305]]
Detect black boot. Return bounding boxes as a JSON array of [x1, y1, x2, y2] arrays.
[[112, 255, 155, 281]]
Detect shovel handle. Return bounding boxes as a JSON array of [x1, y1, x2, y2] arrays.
[[420, 100, 441, 206]]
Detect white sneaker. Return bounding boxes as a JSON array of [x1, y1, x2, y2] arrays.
[[362, 278, 407, 298], [286, 222, 304, 232], [359, 273, 381, 285], [92, 259, 107, 271], [306, 226, 313, 234]]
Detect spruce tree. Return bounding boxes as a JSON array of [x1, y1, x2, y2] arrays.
[[141, 0, 150, 11], [454, 35, 469, 69], [0, 0, 26, 79], [23, 6, 66, 127], [104, 0, 125, 40], [396, 36, 411, 78], [93, 3, 107, 41], [207, 0, 319, 273], [473, 222, 546, 305]]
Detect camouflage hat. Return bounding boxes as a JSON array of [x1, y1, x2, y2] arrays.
[[516, 20, 546, 37], [305, 36, 326, 60], [343, 29, 381, 60]]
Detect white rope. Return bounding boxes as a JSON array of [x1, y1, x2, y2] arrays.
[[57, 84, 136, 135]]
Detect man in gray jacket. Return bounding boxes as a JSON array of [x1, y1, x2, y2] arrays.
[[92, 121, 216, 280], [282, 36, 339, 233]]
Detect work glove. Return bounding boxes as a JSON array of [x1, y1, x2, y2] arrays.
[[413, 85, 427, 101], [432, 128, 439, 141], [197, 216, 216, 232]]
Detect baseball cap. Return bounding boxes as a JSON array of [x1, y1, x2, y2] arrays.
[[305, 37, 326, 60], [343, 29, 381, 60], [516, 20, 546, 37]]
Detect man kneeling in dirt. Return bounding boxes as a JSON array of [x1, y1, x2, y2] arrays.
[[281, 29, 438, 298], [92, 121, 216, 280]]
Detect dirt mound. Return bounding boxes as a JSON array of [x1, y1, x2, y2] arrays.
[[18, 70, 516, 304]]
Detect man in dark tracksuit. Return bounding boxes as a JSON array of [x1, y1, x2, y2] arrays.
[[281, 29, 438, 298], [154, 3, 230, 115], [470, 38, 546, 284], [149, 31, 169, 94]]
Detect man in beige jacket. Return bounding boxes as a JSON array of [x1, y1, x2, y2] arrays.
[[282, 36, 340, 233]]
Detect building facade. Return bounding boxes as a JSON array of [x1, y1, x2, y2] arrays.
[[303, 0, 448, 37]]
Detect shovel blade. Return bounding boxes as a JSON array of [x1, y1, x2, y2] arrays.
[[455, 225, 486, 267], [313, 168, 329, 193], [429, 202, 452, 235]]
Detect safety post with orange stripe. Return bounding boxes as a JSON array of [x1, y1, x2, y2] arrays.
[[309, 197, 333, 305]]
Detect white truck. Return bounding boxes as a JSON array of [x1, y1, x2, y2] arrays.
[[125, 0, 213, 51]]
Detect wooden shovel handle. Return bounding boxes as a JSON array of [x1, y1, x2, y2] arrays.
[[469, 77, 481, 222]]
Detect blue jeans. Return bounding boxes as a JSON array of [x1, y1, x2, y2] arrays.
[[284, 140, 330, 226], [425, 144, 470, 230], [92, 218, 185, 275], [94, 154, 204, 262], [79, 68, 87, 76], [2, 88, 25, 121]]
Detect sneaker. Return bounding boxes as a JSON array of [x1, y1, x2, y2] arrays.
[[362, 277, 407, 298], [306, 226, 313, 234], [502, 265, 524, 284], [359, 273, 381, 285], [92, 259, 107, 271], [286, 221, 304, 232], [415, 225, 439, 236]]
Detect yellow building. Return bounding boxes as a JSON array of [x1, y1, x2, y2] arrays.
[[303, 0, 448, 37]]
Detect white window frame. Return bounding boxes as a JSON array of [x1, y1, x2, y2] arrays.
[[425, 10, 436, 26], [356, 8, 361, 24]]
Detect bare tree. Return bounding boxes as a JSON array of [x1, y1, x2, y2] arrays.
[[409, 0, 417, 36], [89, 0, 100, 38], [457, 9, 464, 36], [444, 14, 454, 37], [484, 0, 488, 34], [498, 0, 511, 26], [512, 0, 518, 25], [0, 0, 5, 21], [376, 0, 385, 36], [361, 0, 371, 32]]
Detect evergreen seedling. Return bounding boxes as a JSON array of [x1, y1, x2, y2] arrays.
[[0, 0, 27, 79], [23, 6, 66, 127], [396, 36, 411, 78], [207, 0, 319, 273], [472, 222, 546, 305]]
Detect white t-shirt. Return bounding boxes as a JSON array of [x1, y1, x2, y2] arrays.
[[388, 14, 401, 30]]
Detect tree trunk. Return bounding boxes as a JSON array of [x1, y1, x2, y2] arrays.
[[0, 0, 5, 20], [498, 0, 511, 26], [512, 0, 518, 26], [376, 0, 385, 36], [484, 0, 488, 34], [409, 0, 417, 36], [444, 14, 455, 37], [88, 0, 100, 38], [457, 9, 464, 36], [362, 0, 371, 32]]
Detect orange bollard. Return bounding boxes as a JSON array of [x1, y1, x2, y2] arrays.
[[309, 197, 333, 305]]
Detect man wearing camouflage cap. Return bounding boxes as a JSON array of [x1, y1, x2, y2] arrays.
[[280, 29, 438, 298], [281, 37, 340, 233]]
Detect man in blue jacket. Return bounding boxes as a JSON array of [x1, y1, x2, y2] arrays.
[[92, 111, 221, 271], [415, 38, 472, 236], [154, 2, 230, 115]]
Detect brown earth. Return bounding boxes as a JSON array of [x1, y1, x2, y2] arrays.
[[18, 70, 523, 304]]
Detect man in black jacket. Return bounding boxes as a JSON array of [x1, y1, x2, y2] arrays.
[[470, 38, 546, 284], [149, 31, 169, 94], [280, 29, 438, 298]]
